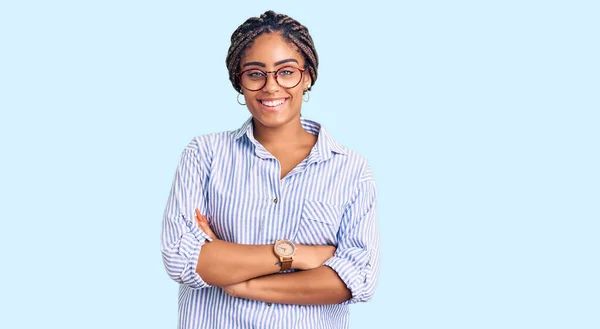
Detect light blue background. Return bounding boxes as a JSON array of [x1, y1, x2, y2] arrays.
[[1, 0, 598, 328]]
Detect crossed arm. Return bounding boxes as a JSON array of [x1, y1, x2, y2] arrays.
[[161, 185, 379, 306], [194, 211, 352, 305]]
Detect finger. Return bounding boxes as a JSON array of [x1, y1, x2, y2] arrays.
[[197, 221, 211, 235], [197, 219, 209, 231], [195, 208, 210, 223], [197, 219, 217, 240], [193, 209, 216, 239]]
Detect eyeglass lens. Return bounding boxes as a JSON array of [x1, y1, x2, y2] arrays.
[[240, 67, 302, 91]]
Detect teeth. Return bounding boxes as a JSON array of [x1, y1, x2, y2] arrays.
[[261, 99, 285, 107]]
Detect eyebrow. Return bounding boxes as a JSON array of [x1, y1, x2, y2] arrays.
[[242, 58, 299, 68]]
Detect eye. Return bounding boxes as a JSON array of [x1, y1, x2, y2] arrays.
[[277, 67, 299, 76], [243, 70, 266, 79]]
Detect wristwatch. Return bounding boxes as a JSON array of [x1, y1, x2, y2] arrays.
[[273, 239, 296, 271]]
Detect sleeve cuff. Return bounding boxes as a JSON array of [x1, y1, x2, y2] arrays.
[[323, 256, 368, 304], [178, 224, 213, 289]]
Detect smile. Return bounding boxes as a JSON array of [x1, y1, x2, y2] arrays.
[[258, 98, 289, 110]]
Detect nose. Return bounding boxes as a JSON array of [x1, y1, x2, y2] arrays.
[[262, 72, 280, 93]]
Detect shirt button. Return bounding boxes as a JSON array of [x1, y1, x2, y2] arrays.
[[267, 302, 272, 306], [186, 221, 192, 227], [273, 198, 278, 204]]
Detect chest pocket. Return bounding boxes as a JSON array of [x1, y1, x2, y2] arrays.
[[294, 199, 344, 246]]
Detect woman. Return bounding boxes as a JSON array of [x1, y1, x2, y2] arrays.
[[161, 10, 380, 329]]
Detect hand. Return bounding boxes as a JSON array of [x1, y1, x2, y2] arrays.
[[195, 208, 218, 240], [221, 281, 248, 298], [294, 245, 336, 270]]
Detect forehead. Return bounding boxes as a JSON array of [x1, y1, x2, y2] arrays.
[[241, 33, 304, 67]]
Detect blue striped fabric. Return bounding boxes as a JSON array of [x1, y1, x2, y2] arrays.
[[161, 117, 380, 329]]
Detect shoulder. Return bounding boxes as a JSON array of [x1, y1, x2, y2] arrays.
[[178, 131, 236, 170], [183, 130, 237, 154], [337, 146, 375, 183], [313, 119, 374, 184]]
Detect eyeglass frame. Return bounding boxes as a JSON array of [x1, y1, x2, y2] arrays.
[[237, 66, 306, 91]]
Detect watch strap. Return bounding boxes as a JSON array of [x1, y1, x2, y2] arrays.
[[280, 257, 292, 271]]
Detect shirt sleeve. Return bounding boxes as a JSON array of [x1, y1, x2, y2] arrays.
[[323, 164, 380, 304], [160, 140, 213, 289]]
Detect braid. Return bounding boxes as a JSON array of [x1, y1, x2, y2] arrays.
[[225, 10, 319, 93]]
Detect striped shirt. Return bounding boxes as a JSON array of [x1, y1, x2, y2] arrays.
[[161, 117, 380, 329]]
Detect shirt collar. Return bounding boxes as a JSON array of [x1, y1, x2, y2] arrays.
[[233, 117, 347, 161]]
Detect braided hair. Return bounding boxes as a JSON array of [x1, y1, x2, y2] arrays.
[[226, 10, 319, 93]]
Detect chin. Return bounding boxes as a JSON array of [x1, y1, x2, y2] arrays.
[[251, 111, 299, 129], [253, 114, 294, 128], [249, 103, 301, 128]]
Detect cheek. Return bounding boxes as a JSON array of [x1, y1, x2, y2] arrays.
[[243, 92, 256, 104], [242, 94, 258, 112], [290, 87, 305, 100]]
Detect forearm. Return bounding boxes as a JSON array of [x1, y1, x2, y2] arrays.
[[196, 240, 280, 286], [238, 266, 351, 305], [196, 241, 327, 286]]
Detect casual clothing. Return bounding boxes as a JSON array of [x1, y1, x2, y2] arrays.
[[161, 117, 380, 329]]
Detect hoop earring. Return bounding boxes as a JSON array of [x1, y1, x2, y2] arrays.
[[302, 90, 310, 102], [237, 92, 246, 106]]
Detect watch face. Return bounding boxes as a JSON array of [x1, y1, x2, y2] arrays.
[[275, 240, 295, 256]]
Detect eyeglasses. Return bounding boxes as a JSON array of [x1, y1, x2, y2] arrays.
[[238, 66, 305, 91]]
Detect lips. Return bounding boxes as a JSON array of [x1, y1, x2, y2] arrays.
[[259, 98, 288, 107], [257, 97, 289, 111]]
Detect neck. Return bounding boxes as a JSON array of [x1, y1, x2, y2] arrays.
[[252, 117, 308, 147]]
